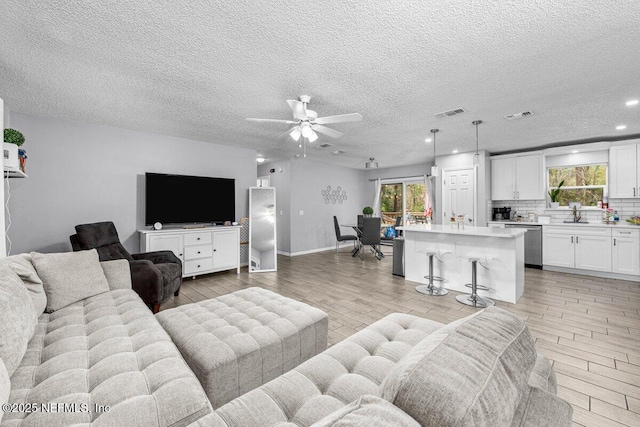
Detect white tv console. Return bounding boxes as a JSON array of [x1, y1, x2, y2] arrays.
[[139, 226, 241, 278]]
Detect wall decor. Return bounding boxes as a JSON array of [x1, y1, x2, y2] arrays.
[[321, 185, 347, 204]]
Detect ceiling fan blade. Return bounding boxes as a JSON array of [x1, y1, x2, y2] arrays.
[[278, 127, 298, 139], [246, 118, 297, 124], [312, 124, 343, 138], [286, 100, 308, 120], [314, 113, 363, 125]]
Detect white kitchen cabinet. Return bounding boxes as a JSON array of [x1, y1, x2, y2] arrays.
[[612, 229, 640, 275], [140, 226, 241, 278], [609, 143, 640, 199], [543, 226, 612, 273], [491, 153, 544, 200], [574, 234, 612, 272], [543, 232, 575, 268]]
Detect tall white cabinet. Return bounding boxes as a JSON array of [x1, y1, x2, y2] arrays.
[[491, 153, 545, 200], [609, 142, 640, 198], [139, 226, 241, 278]]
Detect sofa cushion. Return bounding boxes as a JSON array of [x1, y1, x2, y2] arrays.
[[380, 306, 537, 427], [100, 259, 133, 290], [0, 359, 10, 424], [0, 264, 38, 377], [510, 386, 573, 427], [529, 352, 557, 393], [206, 313, 443, 426], [3, 289, 211, 427], [0, 253, 47, 317], [31, 249, 110, 312], [311, 395, 420, 427]]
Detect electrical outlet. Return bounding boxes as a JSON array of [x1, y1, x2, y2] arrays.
[[299, 210, 304, 216]]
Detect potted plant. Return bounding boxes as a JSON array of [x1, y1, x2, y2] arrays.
[[548, 179, 565, 208], [362, 206, 374, 217], [3, 128, 26, 172]]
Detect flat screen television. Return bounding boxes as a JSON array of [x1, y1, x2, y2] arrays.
[[145, 173, 235, 226]]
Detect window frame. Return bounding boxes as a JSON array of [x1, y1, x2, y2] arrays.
[[546, 162, 608, 208]]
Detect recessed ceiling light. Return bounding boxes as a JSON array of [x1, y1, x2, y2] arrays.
[[425, 138, 432, 143], [452, 149, 459, 154], [626, 99, 639, 106], [616, 125, 627, 130], [332, 150, 345, 155], [256, 156, 266, 163], [571, 150, 579, 154]]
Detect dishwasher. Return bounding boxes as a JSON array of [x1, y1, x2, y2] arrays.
[[505, 223, 542, 268]]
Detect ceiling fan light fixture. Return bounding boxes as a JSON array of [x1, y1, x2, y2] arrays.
[[290, 127, 302, 141], [366, 157, 378, 169], [301, 123, 313, 138], [308, 131, 318, 143]]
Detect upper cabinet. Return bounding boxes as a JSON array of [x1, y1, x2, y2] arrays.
[[491, 153, 544, 201], [609, 143, 640, 199]]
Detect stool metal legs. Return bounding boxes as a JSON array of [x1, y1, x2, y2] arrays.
[[416, 254, 448, 296], [456, 260, 494, 308]]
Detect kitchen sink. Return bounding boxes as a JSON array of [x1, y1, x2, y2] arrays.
[[562, 220, 589, 224]]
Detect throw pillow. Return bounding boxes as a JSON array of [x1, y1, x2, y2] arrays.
[[0, 253, 47, 317], [311, 395, 420, 427], [0, 264, 38, 376], [31, 249, 110, 312], [379, 306, 537, 427]]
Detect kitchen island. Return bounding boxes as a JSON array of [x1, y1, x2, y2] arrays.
[[398, 224, 526, 304]]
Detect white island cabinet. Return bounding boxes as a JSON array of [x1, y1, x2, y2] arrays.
[[139, 226, 241, 278], [398, 224, 526, 304]]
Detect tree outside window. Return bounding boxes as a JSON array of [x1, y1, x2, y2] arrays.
[[548, 164, 607, 206]]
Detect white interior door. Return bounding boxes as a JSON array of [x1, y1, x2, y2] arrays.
[[443, 168, 476, 224]]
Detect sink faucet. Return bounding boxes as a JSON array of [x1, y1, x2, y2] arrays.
[[572, 206, 582, 223]]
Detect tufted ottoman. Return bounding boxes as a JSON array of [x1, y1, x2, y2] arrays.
[[156, 287, 328, 408]]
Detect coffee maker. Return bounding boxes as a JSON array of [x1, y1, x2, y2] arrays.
[[492, 207, 512, 221]]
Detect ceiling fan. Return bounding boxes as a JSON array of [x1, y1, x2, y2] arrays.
[[246, 95, 362, 143]]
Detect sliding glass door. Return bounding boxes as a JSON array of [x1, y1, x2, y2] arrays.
[[379, 178, 430, 226]]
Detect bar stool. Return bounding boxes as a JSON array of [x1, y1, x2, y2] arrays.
[[414, 240, 452, 297], [455, 243, 495, 308]]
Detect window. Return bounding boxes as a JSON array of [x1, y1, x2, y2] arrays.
[[380, 179, 430, 225], [547, 164, 607, 207]]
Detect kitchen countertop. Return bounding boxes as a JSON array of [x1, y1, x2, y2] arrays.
[[488, 220, 640, 229], [398, 224, 527, 238]]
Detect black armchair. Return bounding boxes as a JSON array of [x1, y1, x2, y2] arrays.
[[70, 221, 182, 313]]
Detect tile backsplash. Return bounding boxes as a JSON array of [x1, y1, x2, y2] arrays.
[[491, 199, 640, 222]]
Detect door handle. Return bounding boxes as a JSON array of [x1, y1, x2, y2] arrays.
[[614, 238, 616, 246], [576, 236, 579, 244], [571, 236, 574, 243], [634, 187, 636, 197]]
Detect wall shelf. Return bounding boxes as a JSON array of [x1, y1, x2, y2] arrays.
[[3, 168, 27, 178]]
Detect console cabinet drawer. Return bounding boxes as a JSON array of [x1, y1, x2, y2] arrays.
[[184, 245, 213, 260], [184, 258, 213, 275], [184, 232, 212, 246]]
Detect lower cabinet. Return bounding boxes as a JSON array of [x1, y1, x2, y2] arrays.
[[612, 229, 640, 275], [543, 226, 638, 277], [140, 227, 241, 278]]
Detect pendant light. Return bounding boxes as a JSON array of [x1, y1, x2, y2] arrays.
[[472, 120, 483, 165], [430, 129, 439, 177], [366, 157, 378, 169]]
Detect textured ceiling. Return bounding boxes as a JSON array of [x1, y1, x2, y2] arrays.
[[1, 1, 639, 169]]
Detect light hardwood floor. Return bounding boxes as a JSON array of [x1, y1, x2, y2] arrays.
[[161, 247, 640, 427]]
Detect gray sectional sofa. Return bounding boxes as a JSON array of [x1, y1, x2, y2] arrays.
[[1, 249, 572, 427], [0, 251, 211, 427]]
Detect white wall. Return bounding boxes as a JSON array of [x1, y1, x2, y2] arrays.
[[0, 98, 6, 257], [8, 113, 257, 254]]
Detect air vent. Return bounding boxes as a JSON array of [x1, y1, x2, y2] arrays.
[[317, 143, 333, 148], [505, 111, 534, 120], [434, 107, 467, 118]]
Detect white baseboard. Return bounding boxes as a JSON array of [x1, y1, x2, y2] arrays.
[[543, 265, 640, 282], [278, 246, 336, 257]]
